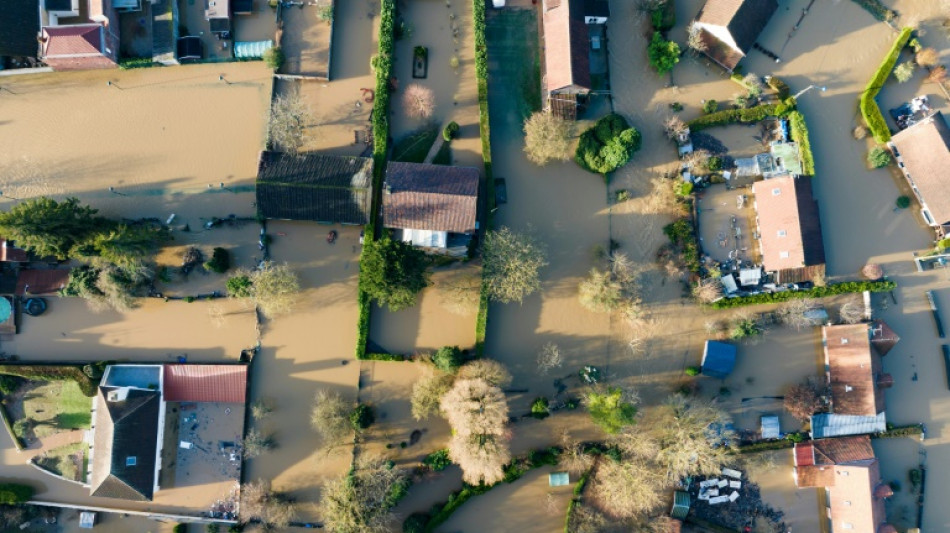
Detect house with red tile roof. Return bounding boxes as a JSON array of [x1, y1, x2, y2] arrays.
[[750, 175, 826, 284], [793, 436, 895, 533], [40, 0, 121, 70]]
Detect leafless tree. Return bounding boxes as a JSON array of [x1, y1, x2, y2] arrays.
[[247, 261, 300, 319], [663, 115, 687, 140], [438, 271, 481, 315], [240, 479, 296, 530], [927, 65, 948, 84], [482, 227, 548, 304], [853, 125, 869, 140], [776, 298, 821, 330], [917, 47, 940, 67], [268, 92, 311, 154], [411, 368, 455, 421], [458, 358, 512, 388], [441, 378, 511, 485], [683, 149, 713, 175], [321, 455, 407, 533], [310, 389, 352, 448], [242, 428, 274, 459], [523, 111, 574, 165], [687, 23, 707, 55], [862, 263, 884, 280], [251, 398, 273, 421], [403, 84, 436, 119], [743, 73, 764, 98], [692, 278, 723, 304], [839, 296, 866, 324], [537, 342, 563, 375], [591, 459, 665, 518], [579, 267, 623, 312], [558, 430, 594, 475], [784, 379, 823, 423]]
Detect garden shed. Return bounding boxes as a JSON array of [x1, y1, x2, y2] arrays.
[[671, 491, 691, 519], [760, 415, 780, 439], [701, 340, 737, 379], [548, 471, 570, 487]]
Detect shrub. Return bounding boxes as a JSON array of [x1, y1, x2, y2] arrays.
[[688, 100, 795, 131], [894, 61, 915, 83], [710, 280, 897, 308], [0, 484, 33, 504], [263, 46, 285, 70], [575, 114, 642, 175], [787, 111, 815, 176], [868, 147, 892, 168], [226, 275, 252, 297], [403, 513, 430, 533], [432, 345, 464, 373], [767, 76, 790, 100], [0, 375, 21, 395], [204, 247, 230, 273], [350, 404, 375, 430], [650, 0, 675, 31], [443, 121, 459, 142], [585, 387, 636, 434], [703, 99, 719, 114], [663, 218, 701, 273], [674, 181, 693, 197], [860, 27, 913, 143], [647, 32, 680, 74], [172, 525, 186, 533], [685, 366, 700, 376], [206, 524, 220, 533], [531, 397, 550, 419], [423, 449, 452, 471], [708, 156, 723, 171]]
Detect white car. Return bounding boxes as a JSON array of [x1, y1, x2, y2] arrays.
[[492, 0, 505, 7]]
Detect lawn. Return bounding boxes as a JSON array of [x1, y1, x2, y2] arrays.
[[34, 442, 88, 483], [18, 381, 92, 439], [392, 127, 439, 163]]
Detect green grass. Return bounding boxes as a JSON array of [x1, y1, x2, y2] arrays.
[[392, 127, 439, 163], [34, 442, 88, 482], [20, 381, 92, 438]]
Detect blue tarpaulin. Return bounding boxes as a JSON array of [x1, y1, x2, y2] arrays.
[[701, 340, 737, 379], [234, 40, 274, 59]]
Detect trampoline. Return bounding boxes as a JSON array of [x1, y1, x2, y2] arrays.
[[24, 297, 46, 317], [0, 297, 11, 323]]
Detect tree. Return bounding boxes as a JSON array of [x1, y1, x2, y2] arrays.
[[431, 345, 464, 373], [537, 342, 563, 375], [251, 398, 273, 421], [579, 268, 623, 312], [438, 271, 480, 315], [730, 312, 762, 339], [441, 378, 511, 485], [687, 23, 707, 54], [227, 274, 252, 297], [360, 237, 430, 311], [403, 84, 435, 120], [692, 278, 723, 304], [240, 480, 296, 530], [743, 73, 763, 98], [81, 224, 169, 268], [784, 380, 823, 423], [916, 47, 940, 67], [585, 387, 637, 434], [839, 297, 866, 324], [639, 396, 735, 480], [868, 147, 892, 168], [558, 431, 593, 475], [310, 389, 352, 448], [0, 484, 33, 505], [702, 99, 718, 114], [268, 92, 310, 154], [457, 359, 512, 387], [523, 111, 574, 165], [776, 298, 821, 330], [263, 46, 285, 70], [482, 227, 547, 304], [894, 61, 915, 83], [245, 262, 300, 319], [663, 115, 687, 140], [242, 428, 274, 459], [349, 403, 375, 431], [63, 264, 153, 312], [411, 369, 455, 420], [575, 114, 642, 175], [591, 459, 665, 518], [204, 247, 231, 273], [0, 197, 108, 259], [647, 32, 680, 74], [927, 65, 947, 84], [321, 455, 408, 533]]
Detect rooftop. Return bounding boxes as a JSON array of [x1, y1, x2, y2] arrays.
[[542, 0, 590, 94], [91, 387, 161, 501], [42, 24, 103, 57], [163, 364, 247, 403], [694, 0, 778, 70], [823, 323, 885, 417], [383, 162, 479, 234], [751, 175, 825, 275], [701, 340, 737, 379], [890, 111, 950, 229]]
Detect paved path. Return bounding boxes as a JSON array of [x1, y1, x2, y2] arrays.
[[422, 125, 447, 164]]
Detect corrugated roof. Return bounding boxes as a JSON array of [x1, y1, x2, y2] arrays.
[[890, 112, 950, 229], [542, 0, 590, 94], [163, 364, 247, 403], [43, 24, 104, 57], [256, 151, 374, 225], [383, 162, 479, 234], [91, 387, 160, 501], [824, 324, 884, 417], [0, 0, 39, 57], [752, 175, 825, 274], [810, 413, 886, 439]]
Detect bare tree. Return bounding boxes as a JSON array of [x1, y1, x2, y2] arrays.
[[839, 296, 866, 324], [240, 479, 296, 530], [458, 358, 512, 387], [242, 428, 274, 459], [663, 115, 687, 140], [692, 278, 723, 304], [861, 263, 884, 280], [482, 227, 548, 304], [894, 61, 916, 83], [441, 378, 511, 485], [687, 23, 707, 55], [784, 379, 823, 423], [411, 369, 455, 421], [579, 267, 623, 312], [310, 389, 352, 448], [251, 398, 273, 421], [916, 47, 940, 67], [321, 455, 408, 533], [268, 92, 311, 154], [438, 271, 481, 316], [743, 73, 763, 98], [852, 125, 869, 140], [683, 149, 712, 175], [403, 84, 436, 119], [592, 459, 665, 519], [537, 342, 563, 375], [558, 431, 594, 475], [776, 298, 821, 330], [927, 65, 948, 84], [243, 261, 300, 319], [523, 111, 574, 165]]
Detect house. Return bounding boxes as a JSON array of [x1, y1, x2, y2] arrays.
[[751, 175, 826, 284], [793, 436, 895, 533], [89, 364, 247, 501], [39, 0, 127, 70], [383, 162, 479, 252], [810, 323, 896, 439], [693, 0, 778, 71], [0, 0, 40, 59], [701, 340, 737, 379], [256, 151, 374, 225], [541, 0, 609, 118], [888, 111, 950, 237], [206, 0, 231, 39]]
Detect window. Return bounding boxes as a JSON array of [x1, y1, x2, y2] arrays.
[[777, 230, 787, 237], [772, 188, 781, 196], [126, 456, 137, 466], [844, 500, 851, 506], [779, 251, 790, 259]]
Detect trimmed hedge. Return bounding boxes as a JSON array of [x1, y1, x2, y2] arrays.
[[787, 111, 815, 176], [363, 352, 409, 362], [767, 76, 790, 100], [873, 423, 924, 439], [849, 0, 897, 22], [473, 0, 493, 357], [710, 280, 896, 309], [860, 27, 913, 143], [563, 468, 593, 532], [0, 365, 98, 397], [0, 484, 33, 504], [687, 99, 796, 131]]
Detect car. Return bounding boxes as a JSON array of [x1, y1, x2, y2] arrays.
[[492, 0, 505, 7]]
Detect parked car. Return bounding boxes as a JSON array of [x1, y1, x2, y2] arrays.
[[492, 0, 505, 7]]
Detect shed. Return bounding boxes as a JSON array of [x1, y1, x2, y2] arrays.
[[701, 340, 737, 379], [671, 490, 690, 519], [720, 274, 738, 294], [760, 415, 780, 439], [738, 267, 761, 286], [549, 471, 570, 487], [234, 40, 273, 59], [79, 512, 96, 528]]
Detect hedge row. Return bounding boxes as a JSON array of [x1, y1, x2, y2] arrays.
[[0, 484, 33, 504], [356, 0, 397, 360], [860, 27, 913, 143], [767, 77, 790, 100], [733, 438, 796, 454], [0, 365, 98, 397], [849, 0, 897, 22], [873, 423, 924, 439], [687, 99, 796, 131], [787, 111, 815, 176], [473, 0, 493, 357], [563, 468, 593, 533], [363, 352, 410, 362], [0, 402, 23, 451], [710, 280, 897, 309]]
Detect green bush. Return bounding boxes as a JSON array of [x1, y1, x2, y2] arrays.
[[362, 352, 407, 361], [685, 366, 700, 376], [708, 156, 723, 171], [711, 280, 897, 308], [386, 477, 412, 507], [263, 46, 285, 70], [703, 99, 719, 114], [0, 484, 32, 504], [350, 403, 375, 430], [404, 513, 431, 533], [586, 387, 636, 434], [787, 111, 815, 176], [118, 57, 160, 70], [443, 121, 459, 142], [206, 525, 220, 533], [896, 196, 911, 209], [423, 449, 451, 471], [868, 147, 892, 168], [874, 423, 923, 439], [650, 0, 675, 31], [204, 247, 230, 273], [674, 181, 693, 197], [0, 375, 22, 395], [688, 100, 796, 131], [663, 218, 701, 273], [432, 346, 464, 373], [531, 397, 550, 419], [172, 525, 187, 533], [767, 76, 790, 100], [860, 27, 913, 143], [937, 238, 950, 251], [647, 32, 680, 74], [226, 275, 252, 297], [575, 114, 642, 176]]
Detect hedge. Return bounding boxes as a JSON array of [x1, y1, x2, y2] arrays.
[[0, 484, 33, 504], [563, 468, 593, 533], [849, 0, 897, 22], [860, 27, 913, 143], [767, 76, 790, 100], [687, 99, 796, 131], [650, 0, 675, 32], [363, 352, 409, 362], [356, 0, 397, 360], [473, 0, 493, 357], [787, 111, 815, 176], [873, 423, 924, 439], [0, 365, 98, 397], [710, 280, 896, 309]]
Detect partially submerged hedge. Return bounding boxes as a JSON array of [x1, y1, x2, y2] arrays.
[[563, 468, 593, 533], [0, 365, 98, 397], [787, 111, 815, 176], [473, 0, 493, 356], [688, 99, 796, 131], [0, 484, 33, 504], [711, 280, 896, 309], [860, 27, 913, 143], [849, 0, 897, 22]]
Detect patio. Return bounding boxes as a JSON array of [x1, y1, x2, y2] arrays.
[[696, 183, 757, 266]]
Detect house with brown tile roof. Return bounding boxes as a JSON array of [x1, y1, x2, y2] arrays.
[[889, 111, 950, 237], [383, 162, 479, 251], [750, 175, 825, 284], [693, 0, 778, 71], [811, 323, 896, 439], [793, 436, 894, 533], [541, 0, 609, 118], [163, 364, 247, 403]]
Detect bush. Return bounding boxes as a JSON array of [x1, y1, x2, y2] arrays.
[[688, 100, 795, 131], [849, 0, 897, 22], [443, 121, 459, 142], [350, 404, 375, 430], [868, 147, 892, 168], [674, 181, 693, 197], [263, 46, 285, 70], [204, 247, 230, 273], [206, 524, 220, 533], [362, 352, 407, 361], [575, 114, 642, 175], [585, 387, 636, 434], [403, 513, 430, 533], [708, 156, 723, 171], [663, 218, 701, 273], [226, 275, 252, 297], [703, 99, 719, 114], [432, 346, 464, 373], [423, 449, 451, 471], [0, 375, 21, 395], [172, 525, 187, 533], [531, 397, 550, 419], [767, 76, 790, 100], [685, 366, 700, 376], [650, 0, 675, 31], [710, 280, 897, 308], [647, 32, 680, 74], [860, 27, 913, 143], [787, 111, 815, 176], [896, 196, 911, 209], [0, 484, 33, 504]]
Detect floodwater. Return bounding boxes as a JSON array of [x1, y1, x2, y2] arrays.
[[752, 450, 822, 533]]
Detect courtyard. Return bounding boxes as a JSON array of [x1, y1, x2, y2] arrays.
[[696, 183, 757, 267]]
